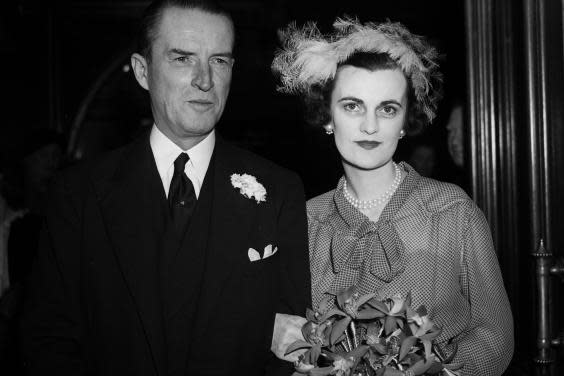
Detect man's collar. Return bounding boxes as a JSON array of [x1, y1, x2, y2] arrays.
[[149, 125, 215, 184]]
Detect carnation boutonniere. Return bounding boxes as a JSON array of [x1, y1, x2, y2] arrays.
[[230, 173, 267, 203]]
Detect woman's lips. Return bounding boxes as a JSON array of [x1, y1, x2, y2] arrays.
[[355, 140, 382, 150]]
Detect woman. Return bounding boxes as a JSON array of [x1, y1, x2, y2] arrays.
[[272, 18, 513, 375]]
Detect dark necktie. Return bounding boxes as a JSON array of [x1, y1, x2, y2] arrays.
[[168, 153, 197, 232]]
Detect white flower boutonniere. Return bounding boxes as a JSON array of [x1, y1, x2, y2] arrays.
[[231, 173, 267, 203]]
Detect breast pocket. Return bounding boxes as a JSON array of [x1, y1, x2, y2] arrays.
[[241, 249, 279, 322], [244, 248, 280, 278]]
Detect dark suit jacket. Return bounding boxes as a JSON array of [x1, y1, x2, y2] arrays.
[[21, 135, 311, 376]]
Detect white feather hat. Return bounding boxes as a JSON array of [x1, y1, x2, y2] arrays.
[[272, 17, 443, 124]]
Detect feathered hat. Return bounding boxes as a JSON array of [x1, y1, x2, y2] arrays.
[[272, 17, 443, 123]]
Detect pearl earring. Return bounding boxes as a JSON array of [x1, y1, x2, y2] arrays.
[[325, 125, 334, 135], [399, 129, 406, 139]]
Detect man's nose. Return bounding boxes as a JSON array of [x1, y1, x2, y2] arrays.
[[360, 114, 379, 134], [191, 62, 213, 91]]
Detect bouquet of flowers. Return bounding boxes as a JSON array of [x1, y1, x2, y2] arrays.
[[284, 286, 462, 376]]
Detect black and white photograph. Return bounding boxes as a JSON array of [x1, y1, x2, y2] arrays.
[[0, 0, 563, 375]]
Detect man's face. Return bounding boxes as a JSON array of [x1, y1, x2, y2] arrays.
[[132, 7, 234, 149]]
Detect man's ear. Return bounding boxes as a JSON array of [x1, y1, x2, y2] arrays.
[[131, 53, 149, 90]]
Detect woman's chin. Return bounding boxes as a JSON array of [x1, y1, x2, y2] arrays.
[[342, 158, 390, 172]]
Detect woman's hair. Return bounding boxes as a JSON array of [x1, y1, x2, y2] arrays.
[[272, 18, 443, 134]]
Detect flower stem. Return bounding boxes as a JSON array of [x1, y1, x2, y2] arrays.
[[350, 321, 358, 348], [345, 328, 353, 351], [433, 344, 446, 362]]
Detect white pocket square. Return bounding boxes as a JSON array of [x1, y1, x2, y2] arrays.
[[248, 248, 262, 262], [247, 244, 278, 262], [263, 244, 278, 259]]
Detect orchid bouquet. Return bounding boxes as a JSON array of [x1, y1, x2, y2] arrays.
[[285, 286, 462, 376]]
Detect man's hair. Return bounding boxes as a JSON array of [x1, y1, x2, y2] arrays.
[[138, 0, 234, 61], [303, 51, 431, 135]]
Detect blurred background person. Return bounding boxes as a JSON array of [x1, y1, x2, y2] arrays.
[[407, 142, 438, 178], [0, 129, 65, 375], [446, 102, 464, 169], [7, 129, 65, 289]]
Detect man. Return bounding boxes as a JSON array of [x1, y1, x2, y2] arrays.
[[21, 1, 311, 375]]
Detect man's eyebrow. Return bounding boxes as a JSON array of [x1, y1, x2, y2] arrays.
[[167, 48, 233, 59], [168, 48, 194, 56], [212, 52, 234, 59]]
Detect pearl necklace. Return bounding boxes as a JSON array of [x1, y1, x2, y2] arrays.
[[343, 162, 402, 210]]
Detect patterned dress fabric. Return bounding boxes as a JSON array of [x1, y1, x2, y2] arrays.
[[307, 162, 513, 376]]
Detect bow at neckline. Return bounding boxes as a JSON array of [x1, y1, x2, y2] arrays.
[[329, 163, 419, 283]]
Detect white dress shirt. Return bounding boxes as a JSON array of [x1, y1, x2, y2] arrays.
[[149, 125, 215, 199]]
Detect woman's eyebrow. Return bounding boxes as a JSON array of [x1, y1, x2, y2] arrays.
[[378, 99, 403, 107], [337, 96, 363, 103], [337, 98, 403, 107]]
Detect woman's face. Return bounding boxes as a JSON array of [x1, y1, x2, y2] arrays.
[[329, 66, 408, 171]]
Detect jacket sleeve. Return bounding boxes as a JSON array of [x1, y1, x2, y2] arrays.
[[265, 171, 311, 376], [275, 171, 311, 315], [20, 175, 85, 375], [448, 203, 514, 376]]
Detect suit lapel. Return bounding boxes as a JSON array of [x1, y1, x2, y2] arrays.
[[192, 139, 255, 341], [94, 136, 168, 376]]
